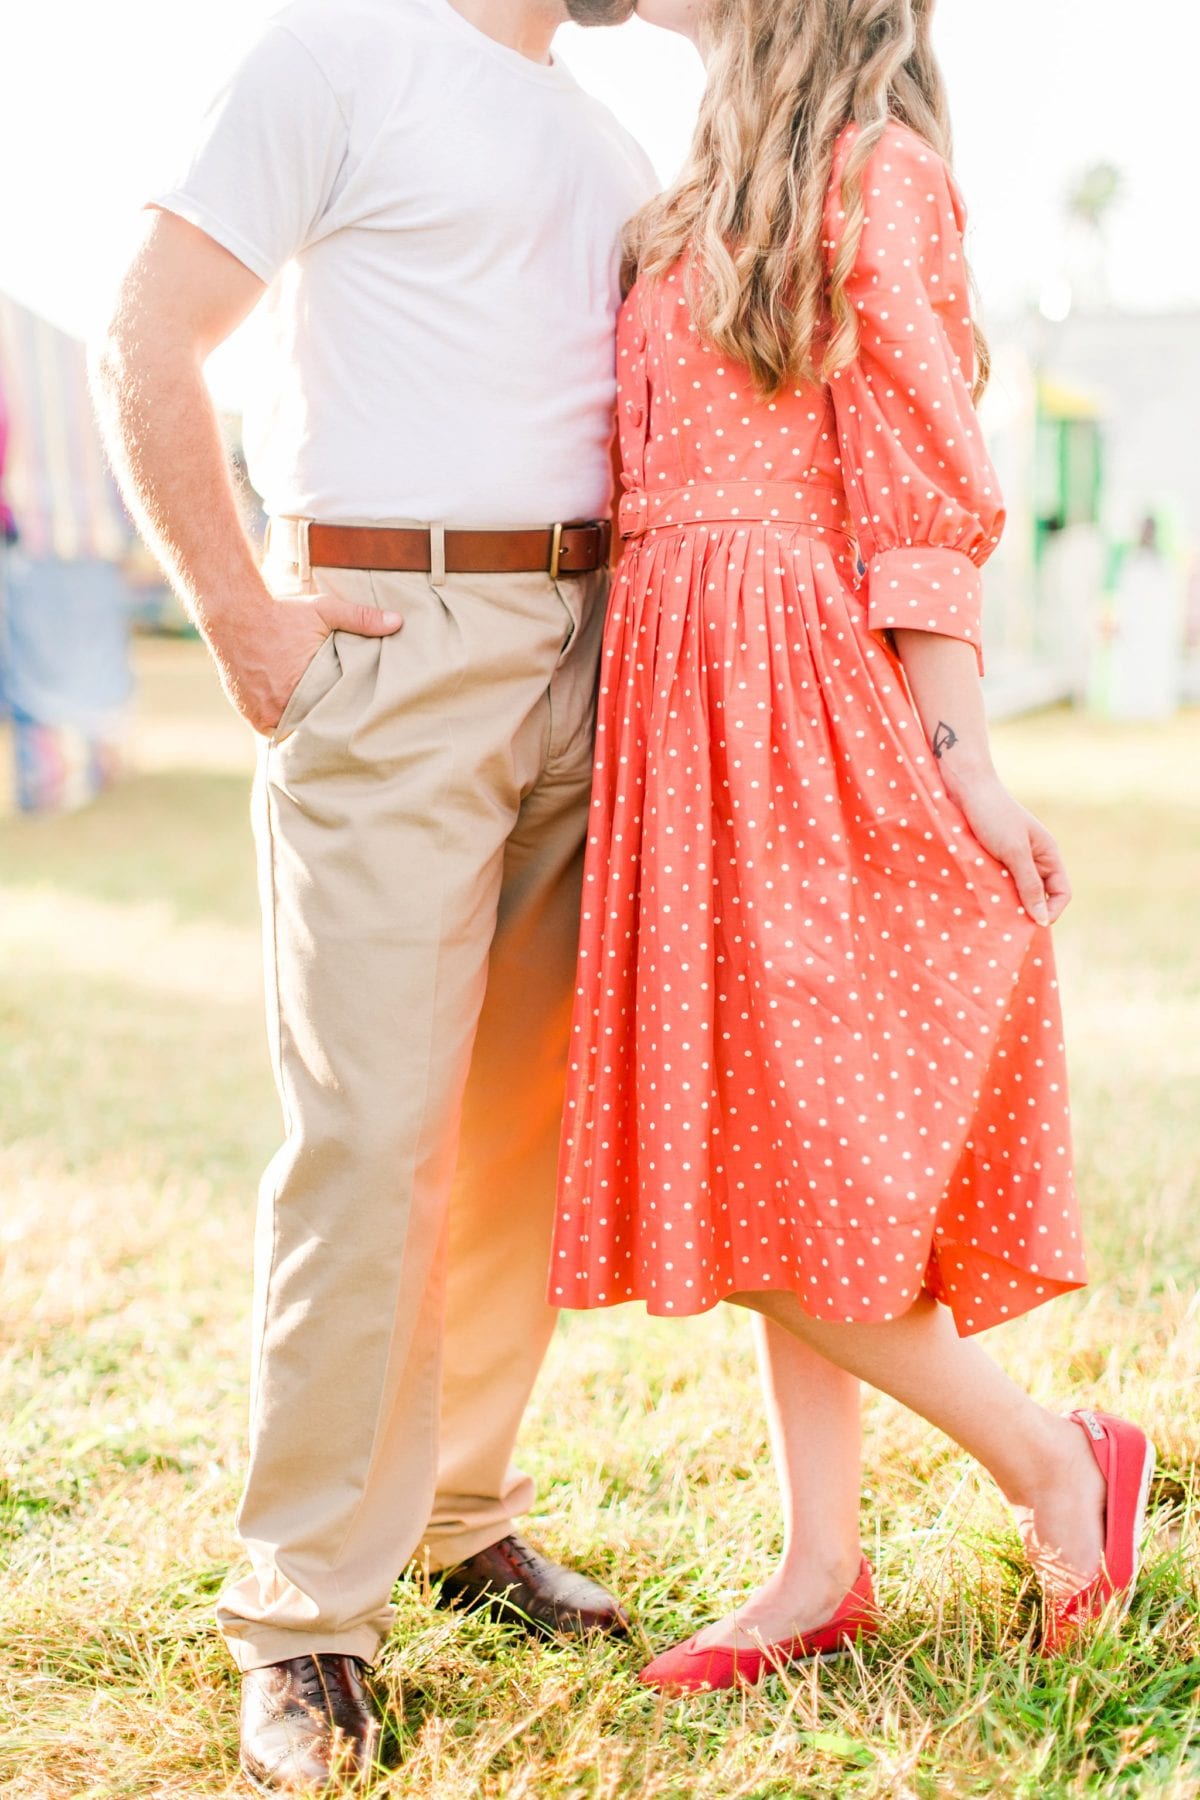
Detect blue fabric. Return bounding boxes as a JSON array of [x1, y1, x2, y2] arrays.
[[0, 551, 133, 732]]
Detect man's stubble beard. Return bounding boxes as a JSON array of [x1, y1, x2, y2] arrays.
[[562, 0, 637, 23]]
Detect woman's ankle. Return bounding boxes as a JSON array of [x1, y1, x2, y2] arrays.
[[691, 1549, 866, 1649], [994, 1408, 1084, 1512], [773, 1542, 863, 1596], [1006, 1415, 1107, 1592]]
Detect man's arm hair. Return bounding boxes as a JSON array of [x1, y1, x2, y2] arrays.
[[89, 208, 268, 655], [90, 209, 400, 734]]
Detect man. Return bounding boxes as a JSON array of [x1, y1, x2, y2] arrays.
[[92, 0, 647, 1786]]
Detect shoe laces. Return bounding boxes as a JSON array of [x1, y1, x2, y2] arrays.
[[503, 1537, 542, 1580], [294, 1656, 337, 1708]]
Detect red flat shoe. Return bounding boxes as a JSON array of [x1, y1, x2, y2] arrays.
[[638, 1559, 879, 1694], [1042, 1409, 1156, 1654]]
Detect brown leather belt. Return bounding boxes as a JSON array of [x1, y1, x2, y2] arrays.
[[269, 516, 611, 580]]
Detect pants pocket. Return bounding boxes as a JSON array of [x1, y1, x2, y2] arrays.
[[271, 634, 343, 743]]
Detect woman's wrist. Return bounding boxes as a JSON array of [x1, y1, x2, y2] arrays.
[[931, 740, 1001, 802]]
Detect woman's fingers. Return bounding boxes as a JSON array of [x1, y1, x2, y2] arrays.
[[956, 787, 1070, 929], [1003, 834, 1050, 926], [1030, 818, 1072, 923]]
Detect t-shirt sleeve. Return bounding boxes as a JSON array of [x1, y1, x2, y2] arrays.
[[151, 25, 349, 286]]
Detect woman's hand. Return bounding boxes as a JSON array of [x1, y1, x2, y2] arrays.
[[888, 630, 1071, 929], [946, 771, 1072, 928]]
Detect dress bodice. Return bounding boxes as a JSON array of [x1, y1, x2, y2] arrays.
[[617, 269, 843, 503], [612, 121, 1005, 672]]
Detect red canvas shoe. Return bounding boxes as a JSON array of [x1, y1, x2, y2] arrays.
[[638, 1559, 880, 1694], [1042, 1409, 1156, 1654]]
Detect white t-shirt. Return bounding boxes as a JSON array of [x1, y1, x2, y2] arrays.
[[154, 0, 657, 528]]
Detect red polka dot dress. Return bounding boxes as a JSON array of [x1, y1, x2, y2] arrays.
[[551, 122, 1086, 1335]]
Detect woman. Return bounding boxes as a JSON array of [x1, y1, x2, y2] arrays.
[[551, 0, 1154, 1690]]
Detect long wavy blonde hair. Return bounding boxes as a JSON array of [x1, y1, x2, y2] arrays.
[[626, 0, 989, 401]]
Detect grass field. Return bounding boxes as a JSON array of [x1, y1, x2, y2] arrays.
[[2, 641, 1199, 1798]]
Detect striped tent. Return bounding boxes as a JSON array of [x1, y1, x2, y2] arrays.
[[0, 292, 134, 812], [0, 292, 129, 562]]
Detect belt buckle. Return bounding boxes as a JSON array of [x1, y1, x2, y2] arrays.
[[549, 522, 565, 582]]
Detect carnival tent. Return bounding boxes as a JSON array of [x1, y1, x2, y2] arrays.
[[0, 291, 134, 811]]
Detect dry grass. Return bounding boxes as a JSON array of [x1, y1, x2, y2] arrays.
[[1, 644, 1198, 1797]]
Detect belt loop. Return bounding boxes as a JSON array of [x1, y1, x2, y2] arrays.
[[429, 523, 447, 588], [295, 517, 312, 590]]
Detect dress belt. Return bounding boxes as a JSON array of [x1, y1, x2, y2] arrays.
[[618, 478, 854, 543], [266, 515, 611, 580]]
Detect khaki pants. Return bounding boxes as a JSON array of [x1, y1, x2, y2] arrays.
[[216, 553, 605, 1671]]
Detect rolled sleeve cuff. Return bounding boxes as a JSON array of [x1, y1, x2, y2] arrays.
[[865, 546, 985, 674]]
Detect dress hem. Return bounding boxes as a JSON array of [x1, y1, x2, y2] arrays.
[[548, 1270, 1087, 1338]]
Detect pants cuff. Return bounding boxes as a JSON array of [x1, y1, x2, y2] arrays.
[[418, 1519, 526, 1576], [222, 1625, 384, 1674]]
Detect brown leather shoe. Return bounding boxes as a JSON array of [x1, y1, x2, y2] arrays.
[[240, 1655, 381, 1793], [433, 1535, 630, 1639]]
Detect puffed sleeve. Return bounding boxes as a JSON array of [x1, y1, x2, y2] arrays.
[[825, 124, 1004, 673]]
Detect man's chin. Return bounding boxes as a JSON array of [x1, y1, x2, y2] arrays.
[[562, 0, 638, 25]]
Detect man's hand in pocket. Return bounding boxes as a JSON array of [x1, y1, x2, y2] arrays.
[[208, 585, 403, 736]]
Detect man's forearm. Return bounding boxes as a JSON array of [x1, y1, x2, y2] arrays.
[[90, 324, 268, 646], [92, 212, 400, 736]]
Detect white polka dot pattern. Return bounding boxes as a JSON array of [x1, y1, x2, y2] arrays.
[[826, 122, 1004, 672], [549, 123, 1085, 1336]]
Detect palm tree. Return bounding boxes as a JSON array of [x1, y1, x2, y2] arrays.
[[1064, 163, 1124, 308]]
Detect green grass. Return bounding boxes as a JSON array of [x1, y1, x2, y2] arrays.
[[2, 644, 1199, 1797]]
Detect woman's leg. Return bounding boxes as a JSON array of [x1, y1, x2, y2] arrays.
[[730, 1291, 1107, 1599], [692, 1319, 863, 1649]]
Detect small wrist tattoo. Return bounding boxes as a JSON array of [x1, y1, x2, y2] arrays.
[[932, 721, 959, 760]]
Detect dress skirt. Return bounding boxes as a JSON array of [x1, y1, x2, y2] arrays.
[[550, 512, 1086, 1335]]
